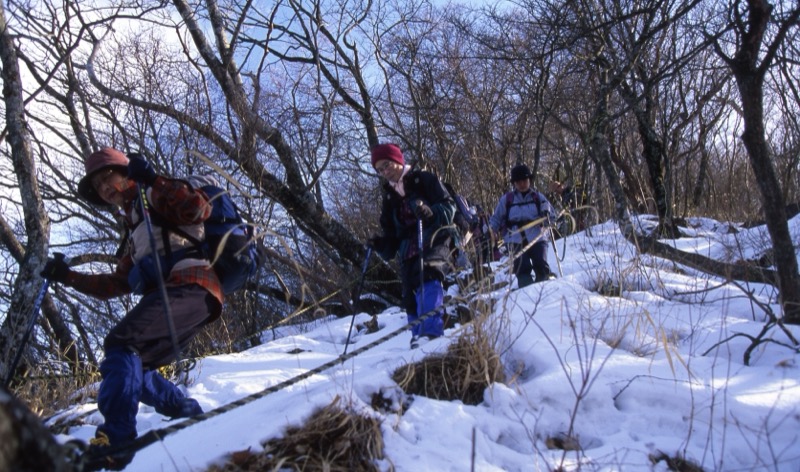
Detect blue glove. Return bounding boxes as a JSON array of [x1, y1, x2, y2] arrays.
[[126, 153, 158, 185], [41, 253, 70, 282]]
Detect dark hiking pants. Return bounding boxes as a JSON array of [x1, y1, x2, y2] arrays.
[[510, 240, 552, 287], [97, 284, 219, 443]]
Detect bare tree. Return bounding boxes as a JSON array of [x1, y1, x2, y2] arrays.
[[0, 0, 54, 382], [3, 0, 800, 387], [708, 0, 800, 323], [72, 0, 405, 299]]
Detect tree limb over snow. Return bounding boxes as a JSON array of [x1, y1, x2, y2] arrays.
[[632, 234, 778, 286]]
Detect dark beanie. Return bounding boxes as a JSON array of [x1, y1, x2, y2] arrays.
[[510, 164, 533, 182], [370, 143, 405, 169]]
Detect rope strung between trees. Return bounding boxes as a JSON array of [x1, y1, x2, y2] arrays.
[[8, 247, 387, 386], [71, 301, 447, 470], [12, 211, 558, 387], [66, 212, 565, 468]]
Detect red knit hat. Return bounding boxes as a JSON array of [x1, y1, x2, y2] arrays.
[[370, 143, 405, 169], [77, 147, 129, 206]]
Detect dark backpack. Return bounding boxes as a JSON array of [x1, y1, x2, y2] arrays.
[[177, 176, 262, 294], [443, 182, 479, 236]]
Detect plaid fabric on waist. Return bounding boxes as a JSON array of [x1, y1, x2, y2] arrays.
[[167, 265, 223, 304]]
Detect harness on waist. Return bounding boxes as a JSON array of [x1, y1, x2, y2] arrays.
[[125, 202, 206, 295]]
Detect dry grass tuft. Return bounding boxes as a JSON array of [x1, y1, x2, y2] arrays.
[[359, 314, 380, 334], [370, 386, 412, 415], [207, 396, 385, 472], [11, 367, 98, 420], [391, 331, 505, 405], [649, 450, 705, 472]]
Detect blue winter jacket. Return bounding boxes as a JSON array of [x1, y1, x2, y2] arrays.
[[489, 189, 556, 245]]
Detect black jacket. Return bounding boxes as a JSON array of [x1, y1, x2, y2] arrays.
[[376, 168, 457, 265]]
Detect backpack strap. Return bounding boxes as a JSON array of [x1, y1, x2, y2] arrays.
[[134, 193, 206, 261], [504, 191, 542, 224], [115, 229, 131, 259]]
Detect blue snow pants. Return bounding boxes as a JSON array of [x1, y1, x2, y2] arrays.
[[96, 285, 219, 443], [97, 348, 202, 443], [410, 279, 444, 337], [401, 251, 447, 338]]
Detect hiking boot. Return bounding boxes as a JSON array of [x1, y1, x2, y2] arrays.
[[536, 273, 557, 283], [160, 397, 203, 419], [517, 274, 535, 289], [81, 431, 135, 471]]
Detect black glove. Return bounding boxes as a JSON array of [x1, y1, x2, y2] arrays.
[[40, 253, 70, 282], [367, 235, 387, 252], [126, 153, 158, 185], [413, 201, 434, 221]]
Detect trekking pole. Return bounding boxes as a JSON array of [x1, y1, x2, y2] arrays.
[[417, 214, 425, 326], [137, 184, 185, 382], [343, 245, 372, 356], [418, 207, 426, 286], [558, 216, 568, 263], [548, 221, 563, 277], [4, 256, 64, 388]]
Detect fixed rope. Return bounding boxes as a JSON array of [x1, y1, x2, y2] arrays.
[[70, 215, 565, 468], [71, 300, 448, 470]]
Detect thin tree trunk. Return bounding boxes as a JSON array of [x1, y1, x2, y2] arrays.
[[0, 2, 53, 381], [724, 0, 800, 324], [619, 79, 679, 237], [587, 72, 634, 233], [691, 124, 711, 208]]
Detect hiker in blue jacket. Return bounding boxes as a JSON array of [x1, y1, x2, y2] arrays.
[[368, 144, 457, 348], [489, 164, 557, 288]]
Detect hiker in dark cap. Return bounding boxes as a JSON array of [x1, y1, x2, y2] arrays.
[[489, 164, 556, 288], [40, 147, 222, 469], [367, 143, 457, 348]]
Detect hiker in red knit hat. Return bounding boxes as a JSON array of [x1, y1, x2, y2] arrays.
[[368, 144, 458, 349]]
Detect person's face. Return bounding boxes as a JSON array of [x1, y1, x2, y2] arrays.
[[91, 168, 130, 206], [513, 178, 531, 192], [375, 159, 404, 183]]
